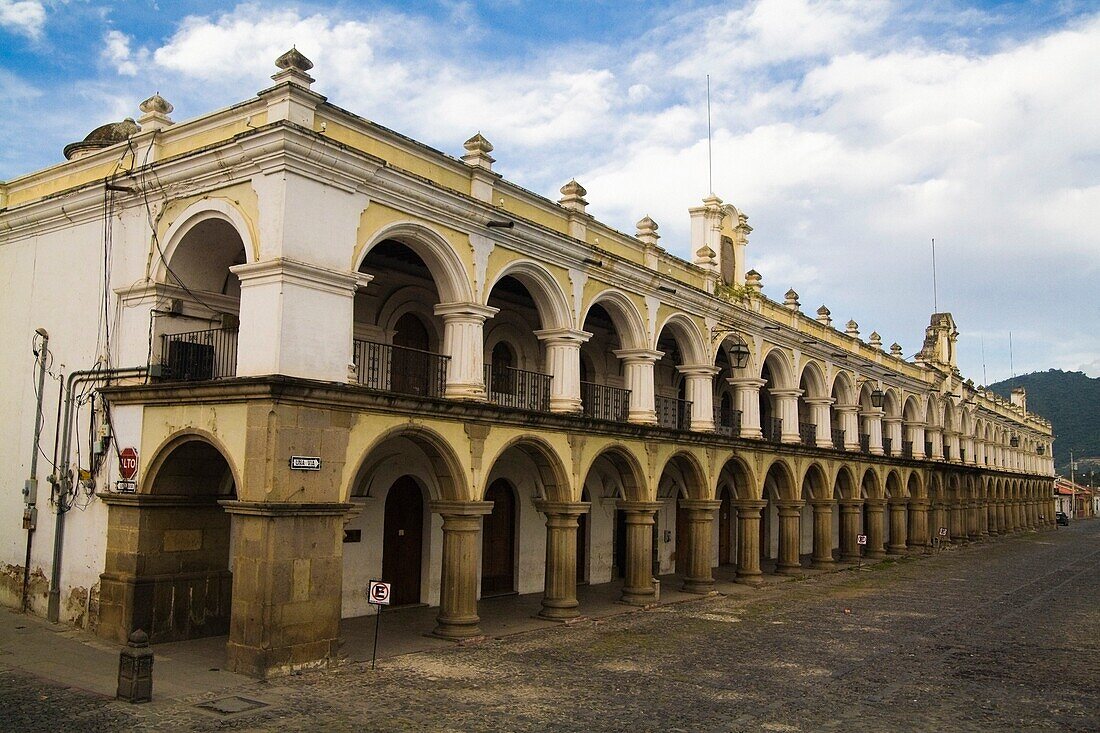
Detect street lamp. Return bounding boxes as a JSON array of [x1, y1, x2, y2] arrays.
[[712, 328, 751, 369], [870, 388, 885, 408]]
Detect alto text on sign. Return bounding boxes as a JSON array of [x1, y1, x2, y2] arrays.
[[118, 447, 139, 481]]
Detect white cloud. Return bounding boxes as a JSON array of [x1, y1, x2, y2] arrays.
[[0, 0, 45, 39], [103, 30, 146, 76]]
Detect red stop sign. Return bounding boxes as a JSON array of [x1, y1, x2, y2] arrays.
[[119, 447, 139, 481]]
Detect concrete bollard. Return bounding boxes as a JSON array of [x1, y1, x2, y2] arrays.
[[117, 629, 154, 703]]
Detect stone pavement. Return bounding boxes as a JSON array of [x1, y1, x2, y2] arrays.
[[2, 522, 1098, 732]]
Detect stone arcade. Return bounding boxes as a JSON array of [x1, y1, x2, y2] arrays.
[[0, 51, 1055, 678]]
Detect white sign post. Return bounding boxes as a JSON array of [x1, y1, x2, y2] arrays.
[[856, 534, 867, 569], [367, 580, 391, 669]]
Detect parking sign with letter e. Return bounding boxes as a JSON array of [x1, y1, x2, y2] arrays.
[[368, 580, 391, 605]]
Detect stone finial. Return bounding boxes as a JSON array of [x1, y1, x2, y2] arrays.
[[461, 132, 495, 170], [869, 331, 882, 349], [694, 244, 717, 270], [137, 93, 174, 131], [636, 215, 660, 245], [890, 342, 903, 357], [272, 47, 315, 88], [559, 179, 588, 213], [745, 269, 763, 294], [845, 320, 860, 338], [784, 289, 800, 311], [816, 305, 832, 327]]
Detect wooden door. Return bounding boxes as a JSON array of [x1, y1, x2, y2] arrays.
[[719, 488, 732, 565], [481, 480, 516, 595], [382, 476, 424, 606]]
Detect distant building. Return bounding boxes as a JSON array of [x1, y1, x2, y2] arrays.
[[0, 50, 1057, 678]]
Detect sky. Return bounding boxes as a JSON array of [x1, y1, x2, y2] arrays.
[[2, 0, 1098, 384]]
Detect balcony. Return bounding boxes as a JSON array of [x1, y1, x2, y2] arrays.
[[944, 445, 952, 461], [799, 422, 816, 447], [882, 437, 893, 456], [925, 441, 934, 458], [485, 364, 551, 412], [159, 327, 238, 382], [352, 339, 448, 398], [581, 381, 630, 423], [763, 417, 783, 443], [902, 441, 914, 458], [831, 428, 846, 451], [859, 433, 870, 454], [960, 449, 967, 463], [714, 407, 742, 438], [656, 396, 691, 431]]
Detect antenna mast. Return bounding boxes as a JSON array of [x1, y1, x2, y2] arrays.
[[981, 335, 988, 385]]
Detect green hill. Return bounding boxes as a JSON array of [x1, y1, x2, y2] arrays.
[[987, 370, 1100, 480]]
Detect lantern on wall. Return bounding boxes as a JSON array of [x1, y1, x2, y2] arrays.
[[1010, 435, 1020, 448], [713, 328, 751, 370], [870, 388, 885, 408]]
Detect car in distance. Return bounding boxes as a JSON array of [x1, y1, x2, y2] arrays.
[[1056, 512, 1070, 526]]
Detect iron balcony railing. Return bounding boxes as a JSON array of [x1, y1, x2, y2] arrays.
[[882, 437, 893, 456], [763, 417, 783, 443], [902, 440, 914, 458], [484, 364, 551, 412], [656, 396, 692, 431], [581, 381, 631, 423], [159, 327, 238, 382], [714, 406, 742, 437], [799, 422, 817, 447], [859, 433, 871, 454], [832, 428, 846, 451], [353, 339, 448, 398]]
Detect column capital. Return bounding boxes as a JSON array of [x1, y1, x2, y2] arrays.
[[883, 415, 903, 424], [859, 407, 885, 418], [775, 499, 805, 514], [429, 499, 494, 516], [231, 257, 359, 294], [678, 498, 722, 512], [612, 348, 663, 364], [534, 328, 592, 345], [864, 497, 888, 509], [732, 498, 768, 511], [887, 496, 910, 506], [534, 500, 591, 516], [616, 499, 663, 514], [834, 404, 859, 414], [729, 377, 767, 389], [770, 388, 804, 399], [804, 397, 834, 406], [433, 301, 499, 321], [677, 364, 721, 378], [808, 498, 836, 509], [909, 498, 931, 509]]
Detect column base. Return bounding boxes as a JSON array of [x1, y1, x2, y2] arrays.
[[866, 550, 886, 560], [619, 587, 657, 605], [735, 569, 763, 585], [432, 615, 483, 639], [776, 564, 802, 576], [548, 397, 583, 413], [537, 604, 581, 621], [811, 558, 836, 570], [681, 578, 716, 595], [887, 545, 906, 555]]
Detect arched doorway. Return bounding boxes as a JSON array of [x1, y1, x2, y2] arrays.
[[482, 479, 517, 595], [381, 476, 425, 606], [577, 487, 590, 584], [718, 486, 734, 565]]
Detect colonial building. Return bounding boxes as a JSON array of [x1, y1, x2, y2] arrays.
[[0, 51, 1055, 678]]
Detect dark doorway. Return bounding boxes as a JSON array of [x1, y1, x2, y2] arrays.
[[391, 312, 432, 396], [614, 508, 626, 578], [482, 479, 517, 595], [382, 476, 424, 606], [719, 488, 732, 565], [577, 489, 589, 584], [675, 498, 689, 575]]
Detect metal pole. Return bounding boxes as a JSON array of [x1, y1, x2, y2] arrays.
[[47, 366, 148, 623], [372, 603, 382, 670], [22, 329, 49, 612]]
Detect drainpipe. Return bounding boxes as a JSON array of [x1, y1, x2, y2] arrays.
[[21, 329, 49, 612], [47, 364, 150, 624]]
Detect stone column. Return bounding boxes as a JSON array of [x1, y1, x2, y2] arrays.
[[837, 405, 861, 451], [908, 422, 927, 459], [434, 303, 499, 400], [430, 500, 494, 639], [839, 500, 863, 562], [775, 500, 804, 574], [967, 500, 981, 540], [927, 427, 944, 460], [733, 499, 767, 583], [864, 498, 887, 559], [535, 328, 590, 413], [932, 503, 948, 543], [950, 501, 967, 542], [944, 431, 961, 462], [883, 416, 902, 456], [534, 501, 590, 620], [862, 408, 885, 455], [908, 498, 930, 548], [731, 378, 766, 440], [679, 366, 720, 432], [772, 388, 803, 444], [887, 499, 908, 553], [996, 500, 1007, 533], [807, 398, 833, 448], [618, 501, 662, 604], [613, 349, 662, 425], [679, 499, 722, 593], [221, 501, 353, 678], [809, 499, 836, 568]]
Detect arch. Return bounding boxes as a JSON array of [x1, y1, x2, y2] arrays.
[[484, 260, 573, 332], [654, 313, 710, 366], [801, 462, 830, 500], [859, 467, 882, 499], [156, 199, 256, 286], [580, 289, 648, 351], [140, 429, 240, 496], [798, 360, 828, 399], [885, 469, 905, 499], [581, 444, 648, 501], [759, 347, 796, 389], [717, 455, 757, 499], [829, 370, 857, 406], [481, 434, 572, 503], [658, 450, 710, 500], [903, 394, 923, 422], [346, 423, 466, 502], [762, 458, 798, 501], [906, 470, 924, 499], [925, 393, 942, 429], [833, 464, 858, 500], [882, 387, 902, 418], [357, 221, 474, 303]]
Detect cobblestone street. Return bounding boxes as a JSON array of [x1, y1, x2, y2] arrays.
[[4, 522, 1099, 732]]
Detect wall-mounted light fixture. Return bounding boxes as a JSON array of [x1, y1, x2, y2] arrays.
[[711, 327, 751, 369]]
